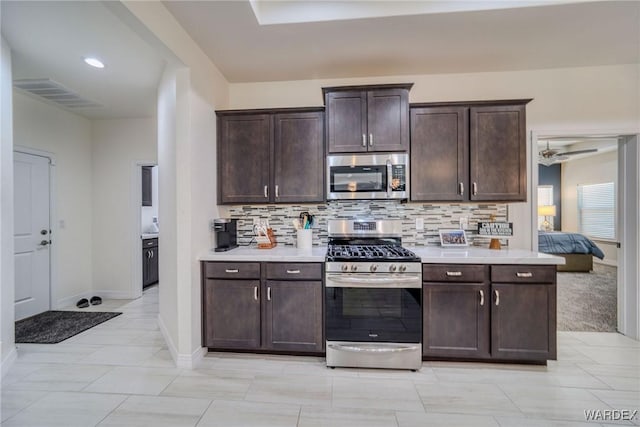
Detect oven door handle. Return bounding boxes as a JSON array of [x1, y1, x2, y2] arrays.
[[328, 343, 420, 354], [325, 274, 422, 288]]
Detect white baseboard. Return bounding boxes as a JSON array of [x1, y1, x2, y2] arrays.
[[157, 314, 205, 369], [1, 345, 17, 378]]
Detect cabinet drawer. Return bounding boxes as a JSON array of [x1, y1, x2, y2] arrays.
[[143, 238, 158, 248], [423, 264, 487, 283], [491, 265, 556, 284], [204, 262, 260, 279], [266, 263, 322, 280]]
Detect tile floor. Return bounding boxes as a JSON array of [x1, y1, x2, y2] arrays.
[[1, 286, 639, 426]]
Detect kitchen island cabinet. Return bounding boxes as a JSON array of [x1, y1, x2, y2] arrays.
[[201, 261, 324, 354], [324, 84, 412, 153], [410, 99, 530, 202], [216, 108, 324, 205]]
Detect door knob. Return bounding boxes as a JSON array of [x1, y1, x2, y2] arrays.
[[40, 240, 50, 246], [40, 229, 48, 235]]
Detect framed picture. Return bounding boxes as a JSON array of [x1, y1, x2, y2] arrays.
[[439, 229, 469, 247]]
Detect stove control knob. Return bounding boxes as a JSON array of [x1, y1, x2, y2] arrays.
[[399, 265, 407, 272], [341, 264, 349, 272], [351, 265, 358, 272], [389, 264, 397, 272], [370, 264, 378, 272]]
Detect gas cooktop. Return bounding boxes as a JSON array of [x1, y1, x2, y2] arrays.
[[326, 243, 420, 262]]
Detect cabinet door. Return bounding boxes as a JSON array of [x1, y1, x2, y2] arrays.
[[203, 279, 261, 349], [264, 280, 323, 352], [410, 107, 468, 201], [470, 105, 526, 201], [218, 114, 272, 204], [273, 112, 325, 203], [142, 248, 151, 287], [326, 91, 367, 153], [148, 246, 159, 285], [491, 283, 556, 361], [423, 283, 489, 358], [367, 89, 409, 152]]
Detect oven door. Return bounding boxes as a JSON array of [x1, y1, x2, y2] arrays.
[[325, 273, 422, 344]]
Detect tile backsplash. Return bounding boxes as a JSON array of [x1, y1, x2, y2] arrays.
[[222, 201, 508, 247]]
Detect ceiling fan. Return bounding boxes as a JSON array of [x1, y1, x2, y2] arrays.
[[538, 141, 598, 166]]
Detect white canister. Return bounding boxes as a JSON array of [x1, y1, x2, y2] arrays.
[[296, 229, 312, 249]]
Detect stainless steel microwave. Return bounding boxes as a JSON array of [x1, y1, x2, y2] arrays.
[[327, 153, 409, 200]]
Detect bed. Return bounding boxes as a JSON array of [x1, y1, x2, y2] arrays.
[[538, 231, 605, 272]]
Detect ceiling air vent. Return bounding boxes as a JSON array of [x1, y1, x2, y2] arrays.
[[13, 78, 102, 109]]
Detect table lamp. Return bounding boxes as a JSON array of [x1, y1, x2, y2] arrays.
[[538, 205, 556, 231]]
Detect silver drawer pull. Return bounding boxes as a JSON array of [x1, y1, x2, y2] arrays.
[[516, 272, 533, 278], [459, 182, 464, 196], [286, 269, 301, 274], [225, 269, 239, 273], [479, 290, 484, 306], [267, 286, 271, 301], [362, 134, 366, 147], [254, 286, 258, 301], [494, 289, 500, 306], [446, 271, 462, 277]]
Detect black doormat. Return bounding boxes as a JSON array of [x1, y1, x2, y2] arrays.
[[15, 310, 122, 344]]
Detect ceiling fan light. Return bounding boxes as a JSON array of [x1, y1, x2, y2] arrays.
[[83, 57, 105, 69]]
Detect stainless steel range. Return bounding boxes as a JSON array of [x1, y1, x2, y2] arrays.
[[325, 219, 422, 371]]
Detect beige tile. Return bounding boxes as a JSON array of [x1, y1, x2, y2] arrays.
[[416, 382, 522, 416], [161, 370, 252, 400], [5, 364, 113, 392], [590, 389, 640, 409], [396, 411, 499, 427], [0, 389, 47, 422], [197, 399, 299, 427], [332, 376, 423, 412], [1, 391, 126, 427], [245, 374, 332, 406], [495, 416, 609, 426], [570, 333, 640, 348], [98, 395, 210, 427], [79, 345, 164, 366], [84, 366, 180, 395], [299, 406, 398, 427], [15, 343, 103, 364], [573, 346, 640, 367]]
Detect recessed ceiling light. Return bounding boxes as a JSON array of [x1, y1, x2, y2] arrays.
[[83, 57, 105, 69]]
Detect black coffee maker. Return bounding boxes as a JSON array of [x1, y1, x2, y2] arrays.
[[213, 218, 238, 252]]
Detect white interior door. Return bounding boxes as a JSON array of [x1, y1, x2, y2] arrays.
[[14, 151, 51, 320]]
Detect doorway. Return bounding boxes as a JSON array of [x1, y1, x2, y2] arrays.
[[135, 162, 159, 295], [532, 132, 639, 338], [13, 150, 52, 320]]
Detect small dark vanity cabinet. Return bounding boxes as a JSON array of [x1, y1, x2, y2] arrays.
[[142, 238, 158, 288], [324, 84, 412, 153], [217, 108, 324, 205], [141, 166, 152, 206], [410, 100, 530, 202]]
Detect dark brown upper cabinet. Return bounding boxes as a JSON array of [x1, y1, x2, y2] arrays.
[[324, 84, 412, 153], [141, 166, 153, 206], [410, 99, 530, 203], [217, 108, 324, 205]]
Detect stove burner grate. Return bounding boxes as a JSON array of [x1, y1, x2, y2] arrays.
[[327, 244, 419, 261]]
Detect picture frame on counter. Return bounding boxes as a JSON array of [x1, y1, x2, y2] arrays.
[[439, 229, 469, 247]]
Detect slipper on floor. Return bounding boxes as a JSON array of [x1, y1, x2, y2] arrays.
[[76, 298, 89, 308], [90, 296, 102, 306]]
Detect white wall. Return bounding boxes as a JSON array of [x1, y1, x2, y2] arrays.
[[562, 150, 618, 265], [1, 36, 16, 375], [13, 92, 93, 308], [228, 64, 639, 250], [141, 166, 159, 233], [91, 118, 157, 297]]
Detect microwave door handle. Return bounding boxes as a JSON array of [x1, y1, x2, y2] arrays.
[[386, 160, 392, 198]]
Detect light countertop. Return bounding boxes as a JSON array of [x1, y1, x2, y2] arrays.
[[141, 233, 159, 239], [199, 245, 565, 265]]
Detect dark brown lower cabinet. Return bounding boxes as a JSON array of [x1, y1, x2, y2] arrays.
[[203, 279, 261, 349], [422, 264, 556, 363], [202, 261, 324, 354], [423, 283, 489, 359], [264, 280, 323, 352]]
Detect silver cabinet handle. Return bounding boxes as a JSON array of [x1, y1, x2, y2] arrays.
[[286, 270, 301, 274], [459, 182, 464, 196], [446, 271, 462, 277], [472, 182, 478, 195], [225, 269, 239, 273], [369, 133, 373, 146], [516, 272, 533, 278], [275, 185, 279, 198], [386, 160, 393, 198], [254, 285, 259, 301], [147, 250, 151, 259], [150, 250, 154, 258], [264, 185, 269, 198], [494, 289, 500, 306], [479, 290, 485, 306], [267, 286, 271, 301], [362, 134, 366, 147]]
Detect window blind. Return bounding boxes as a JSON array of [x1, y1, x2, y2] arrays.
[[578, 182, 615, 239]]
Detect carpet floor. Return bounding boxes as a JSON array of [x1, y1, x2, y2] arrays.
[[557, 263, 617, 332], [15, 310, 122, 344]]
